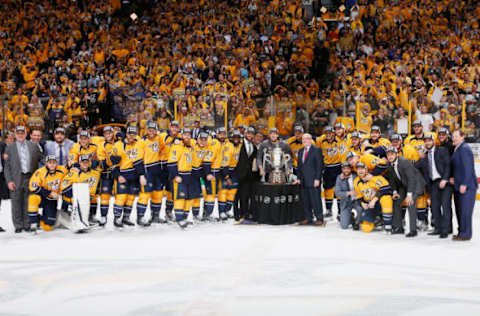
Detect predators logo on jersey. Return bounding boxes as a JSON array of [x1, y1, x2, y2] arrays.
[[325, 146, 338, 157]]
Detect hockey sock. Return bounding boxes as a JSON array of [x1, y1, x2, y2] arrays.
[[137, 203, 147, 219], [100, 204, 109, 217], [113, 204, 123, 219], [174, 209, 184, 221], [151, 203, 161, 218], [124, 205, 132, 218], [325, 199, 333, 213], [192, 207, 200, 217], [204, 202, 214, 216], [90, 203, 97, 218]]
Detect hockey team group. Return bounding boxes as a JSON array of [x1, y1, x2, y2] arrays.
[[1, 119, 476, 241]]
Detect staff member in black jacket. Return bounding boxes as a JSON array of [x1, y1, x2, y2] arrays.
[[386, 146, 426, 237], [296, 133, 324, 226], [416, 134, 452, 238], [234, 127, 258, 221]]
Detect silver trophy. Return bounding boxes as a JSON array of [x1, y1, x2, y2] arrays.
[[263, 145, 292, 184]]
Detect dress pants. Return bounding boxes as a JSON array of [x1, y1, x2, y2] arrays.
[[235, 179, 254, 220], [302, 186, 323, 222], [392, 188, 419, 233], [454, 187, 476, 239], [430, 180, 453, 234], [10, 174, 31, 230]]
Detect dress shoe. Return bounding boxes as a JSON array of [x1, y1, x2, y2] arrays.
[[406, 231, 417, 237], [427, 231, 441, 236], [352, 223, 359, 231], [298, 220, 313, 225], [391, 227, 404, 235], [453, 236, 471, 241], [0, 226, 5, 233], [452, 235, 459, 240], [15, 228, 23, 233], [439, 233, 448, 239], [314, 220, 325, 226]]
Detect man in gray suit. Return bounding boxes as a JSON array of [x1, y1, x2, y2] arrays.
[[43, 127, 74, 166], [334, 162, 358, 230], [386, 146, 426, 237], [4, 126, 43, 233]]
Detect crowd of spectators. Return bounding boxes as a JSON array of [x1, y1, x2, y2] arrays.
[[0, 0, 479, 142]]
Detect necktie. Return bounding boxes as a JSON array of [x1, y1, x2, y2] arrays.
[[303, 147, 308, 163], [59, 144, 63, 166], [428, 150, 433, 180]]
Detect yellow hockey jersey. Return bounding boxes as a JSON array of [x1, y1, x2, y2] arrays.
[[68, 143, 98, 167], [317, 138, 340, 166], [97, 140, 116, 173], [399, 144, 420, 162], [112, 139, 145, 179], [167, 142, 194, 182], [354, 175, 391, 202], [61, 168, 101, 198], [359, 153, 388, 173], [159, 132, 182, 163], [29, 166, 68, 199], [287, 136, 304, 167], [143, 135, 163, 167], [209, 138, 224, 175], [404, 133, 437, 153]]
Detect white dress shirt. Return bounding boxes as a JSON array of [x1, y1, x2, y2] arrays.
[[16, 141, 30, 173], [429, 147, 441, 181]]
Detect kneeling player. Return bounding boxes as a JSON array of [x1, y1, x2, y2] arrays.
[[353, 162, 393, 233], [28, 155, 67, 232], [61, 155, 101, 226]]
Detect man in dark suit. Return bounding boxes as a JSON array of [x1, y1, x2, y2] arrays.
[[234, 127, 258, 221], [296, 133, 324, 226], [386, 146, 426, 237], [4, 126, 43, 233], [451, 130, 477, 241], [416, 134, 452, 238]]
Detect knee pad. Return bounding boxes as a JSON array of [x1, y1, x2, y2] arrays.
[[28, 194, 42, 214], [192, 198, 201, 208], [361, 221, 375, 233], [100, 193, 111, 206], [227, 189, 237, 202], [138, 192, 151, 205], [166, 190, 173, 202], [174, 199, 186, 210], [114, 193, 128, 207], [184, 199, 193, 212], [205, 194, 215, 203], [218, 190, 228, 203], [152, 190, 163, 204], [125, 194, 135, 207], [416, 195, 427, 209], [90, 195, 99, 204], [380, 195, 393, 214], [324, 188, 334, 200]]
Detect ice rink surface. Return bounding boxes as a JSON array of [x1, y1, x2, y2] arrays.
[[1, 200, 480, 316]]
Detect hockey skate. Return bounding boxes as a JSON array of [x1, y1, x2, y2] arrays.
[[137, 216, 151, 227], [113, 217, 123, 228]]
